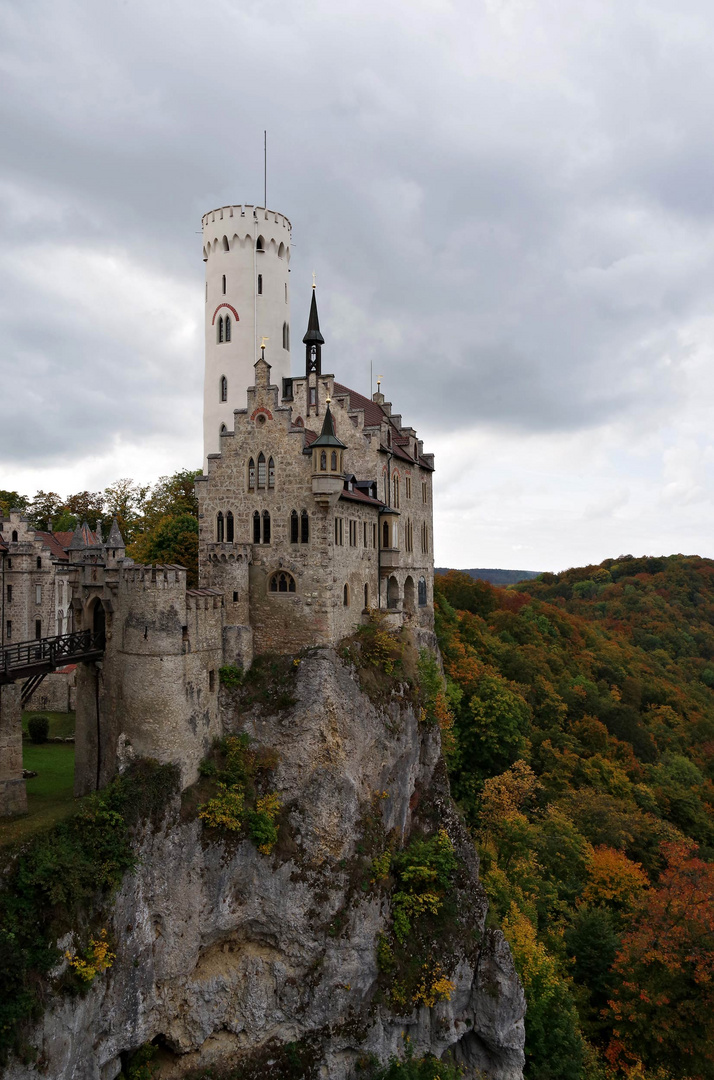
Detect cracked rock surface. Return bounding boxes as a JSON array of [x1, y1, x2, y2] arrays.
[[5, 647, 525, 1080]]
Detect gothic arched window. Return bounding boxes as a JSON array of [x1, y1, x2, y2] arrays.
[[418, 577, 427, 606], [262, 510, 271, 544], [301, 509, 309, 544], [253, 511, 261, 544], [217, 316, 224, 344], [220, 375, 227, 402], [226, 511, 234, 542], [257, 452, 266, 488], [216, 512, 224, 542], [290, 510, 299, 544], [382, 521, 389, 549], [225, 315, 231, 342], [331, 451, 338, 471], [248, 458, 255, 490], [320, 451, 327, 471], [393, 475, 400, 509], [269, 570, 295, 593]]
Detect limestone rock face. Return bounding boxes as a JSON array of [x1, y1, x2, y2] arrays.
[[4, 649, 525, 1080]]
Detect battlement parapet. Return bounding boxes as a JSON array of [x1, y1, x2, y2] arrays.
[[186, 588, 223, 613], [119, 564, 187, 591], [202, 205, 291, 232]]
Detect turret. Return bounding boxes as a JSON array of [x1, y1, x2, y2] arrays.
[[311, 398, 346, 505], [202, 204, 292, 466]]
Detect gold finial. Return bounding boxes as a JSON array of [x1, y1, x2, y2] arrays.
[[312, 270, 316, 289], [260, 336, 269, 350], [325, 391, 331, 405], [377, 375, 383, 389]]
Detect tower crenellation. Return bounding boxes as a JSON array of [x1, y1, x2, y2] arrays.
[[203, 205, 293, 467]]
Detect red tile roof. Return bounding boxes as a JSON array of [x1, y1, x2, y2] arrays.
[[34, 531, 70, 561], [339, 488, 385, 508], [333, 382, 385, 428]]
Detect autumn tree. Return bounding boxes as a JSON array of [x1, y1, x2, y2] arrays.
[[606, 841, 714, 1077]]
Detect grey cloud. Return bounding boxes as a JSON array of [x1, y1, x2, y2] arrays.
[[2, 0, 714, 473]]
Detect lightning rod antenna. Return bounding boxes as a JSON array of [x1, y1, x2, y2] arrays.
[[264, 130, 267, 208]]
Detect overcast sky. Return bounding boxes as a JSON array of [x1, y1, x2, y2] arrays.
[[2, 0, 714, 572]]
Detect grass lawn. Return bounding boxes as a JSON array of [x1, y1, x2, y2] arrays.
[[22, 710, 76, 739], [0, 743, 78, 849]]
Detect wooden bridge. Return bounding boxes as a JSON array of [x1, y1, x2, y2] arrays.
[[0, 629, 105, 703]]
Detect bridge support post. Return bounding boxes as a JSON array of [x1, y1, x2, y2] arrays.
[[0, 684, 26, 817]]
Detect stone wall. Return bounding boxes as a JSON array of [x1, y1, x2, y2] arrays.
[[0, 683, 25, 816]]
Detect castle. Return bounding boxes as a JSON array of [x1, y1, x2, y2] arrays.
[[0, 203, 435, 817]]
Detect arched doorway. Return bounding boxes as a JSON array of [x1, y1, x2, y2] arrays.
[[404, 575, 415, 614]]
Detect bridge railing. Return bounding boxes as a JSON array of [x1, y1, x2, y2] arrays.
[[1, 629, 105, 676]]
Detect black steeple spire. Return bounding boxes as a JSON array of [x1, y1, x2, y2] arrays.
[[303, 285, 324, 377], [311, 401, 346, 449]]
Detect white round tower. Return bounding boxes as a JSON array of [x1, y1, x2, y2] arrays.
[[202, 204, 292, 464]]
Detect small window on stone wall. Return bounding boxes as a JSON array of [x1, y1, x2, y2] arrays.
[[258, 452, 266, 488], [343, 583, 350, 607], [226, 511, 234, 542], [262, 510, 271, 544], [418, 577, 427, 606], [301, 509, 309, 544], [269, 570, 296, 593], [253, 511, 261, 544], [248, 458, 256, 490], [268, 457, 275, 488], [290, 509, 299, 544], [217, 512, 224, 542]]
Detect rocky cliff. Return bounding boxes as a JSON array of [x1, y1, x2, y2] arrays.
[[4, 643, 525, 1080]]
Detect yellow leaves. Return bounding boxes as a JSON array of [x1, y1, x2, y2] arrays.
[[370, 850, 392, 885], [581, 846, 649, 913], [65, 929, 115, 984], [412, 964, 456, 1007], [198, 783, 245, 831], [480, 760, 541, 827]]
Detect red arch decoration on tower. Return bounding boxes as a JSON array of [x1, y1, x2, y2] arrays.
[[212, 303, 240, 325]]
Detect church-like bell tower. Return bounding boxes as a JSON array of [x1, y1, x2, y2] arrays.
[[303, 283, 324, 419]]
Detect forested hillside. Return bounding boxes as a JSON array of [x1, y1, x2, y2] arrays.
[[435, 557, 714, 1080]]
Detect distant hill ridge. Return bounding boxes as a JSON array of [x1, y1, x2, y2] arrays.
[[435, 567, 541, 586]]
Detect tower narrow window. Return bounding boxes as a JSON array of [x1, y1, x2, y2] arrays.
[[282, 321, 288, 350], [382, 521, 390, 549], [418, 577, 427, 606], [217, 316, 224, 344], [217, 512, 224, 542], [253, 511, 261, 544], [222, 274, 226, 294], [393, 475, 400, 509], [331, 451, 338, 471], [364, 583, 369, 608], [268, 457, 275, 488], [320, 450, 327, 471], [262, 510, 271, 544], [257, 274, 263, 294], [222, 235, 229, 251], [225, 315, 231, 342], [301, 509, 309, 544], [248, 458, 256, 490], [343, 584, 350, 607], [226, 511, 234, 542], [257, 452, 266, 488], [11, 530, 18, 542], [35, 619, 42, 640], [36, 556, 42, 569], [220, 375, 228, 402], [256, 235, 264, 251], [290, 510, 299, 544]]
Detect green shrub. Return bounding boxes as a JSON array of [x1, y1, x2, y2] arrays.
[[0, 760, 179, 1064], [219, 664, 243, 688], [27, 715, 49, 744]]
